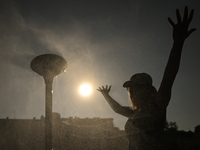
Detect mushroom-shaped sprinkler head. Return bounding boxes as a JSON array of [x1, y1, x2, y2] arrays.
[[30, 54, 67, 79]]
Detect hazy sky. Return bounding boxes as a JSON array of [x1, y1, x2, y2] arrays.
[[0, 0, 200, 131]]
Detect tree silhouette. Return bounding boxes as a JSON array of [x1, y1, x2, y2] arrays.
[[165, 120, 178, 131]]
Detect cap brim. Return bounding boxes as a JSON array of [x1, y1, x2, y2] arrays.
[[123, 81, 133, 87]]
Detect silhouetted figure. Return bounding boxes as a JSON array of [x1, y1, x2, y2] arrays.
[[97, 7, 196, 150]]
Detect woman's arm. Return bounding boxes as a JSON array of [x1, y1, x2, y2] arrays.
[[97, 85, 133, 117], [157, 7, 196, 108]]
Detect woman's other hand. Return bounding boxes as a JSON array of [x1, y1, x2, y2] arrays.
[[168, 6, 196, 42], [97, 85, 111, 95]]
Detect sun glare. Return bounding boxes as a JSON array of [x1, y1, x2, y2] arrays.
[[79, 84, 92, 96]]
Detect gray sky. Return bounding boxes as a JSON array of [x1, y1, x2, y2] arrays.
[[0, 0, 200, 131]]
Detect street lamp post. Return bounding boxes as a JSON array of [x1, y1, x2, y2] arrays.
[[30, 54, 67, 150]]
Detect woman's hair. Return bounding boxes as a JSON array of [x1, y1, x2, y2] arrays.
[[129, 84, 157, 110]]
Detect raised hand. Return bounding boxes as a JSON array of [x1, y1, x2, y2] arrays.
[[97, 85, 111, 95], [168, 6, 196, 42]]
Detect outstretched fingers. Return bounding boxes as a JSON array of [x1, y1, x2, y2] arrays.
[[97, 86, 105, 91], [169, 7, 194, 26], [97, 87, 102, 91], [188, 9, 194, 24], [105, 85, 108, 89], [188, 28, 197, 37], [176, 9, 181, 23], [97, 85, 112, 93], [108, 85, 111, 91], [104, 85, 111, 91], [168, 6, 196, 40], [168, 17, 175, 27], [183, 6, 188, 22]]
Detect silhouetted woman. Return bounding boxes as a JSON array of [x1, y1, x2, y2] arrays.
[[97, 7, 196, 150]]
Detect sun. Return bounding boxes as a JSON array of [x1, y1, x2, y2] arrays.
[[79, 84, 92, 96]]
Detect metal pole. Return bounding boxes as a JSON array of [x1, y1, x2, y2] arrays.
[[44, 77, 53, 150]]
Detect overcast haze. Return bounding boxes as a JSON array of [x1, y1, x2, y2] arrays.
[[0, 0, 200, 131]]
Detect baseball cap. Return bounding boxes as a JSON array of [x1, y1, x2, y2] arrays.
[[123, 73, 153, 87]]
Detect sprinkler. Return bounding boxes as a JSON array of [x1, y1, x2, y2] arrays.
[[30, 54, 67, 150]]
